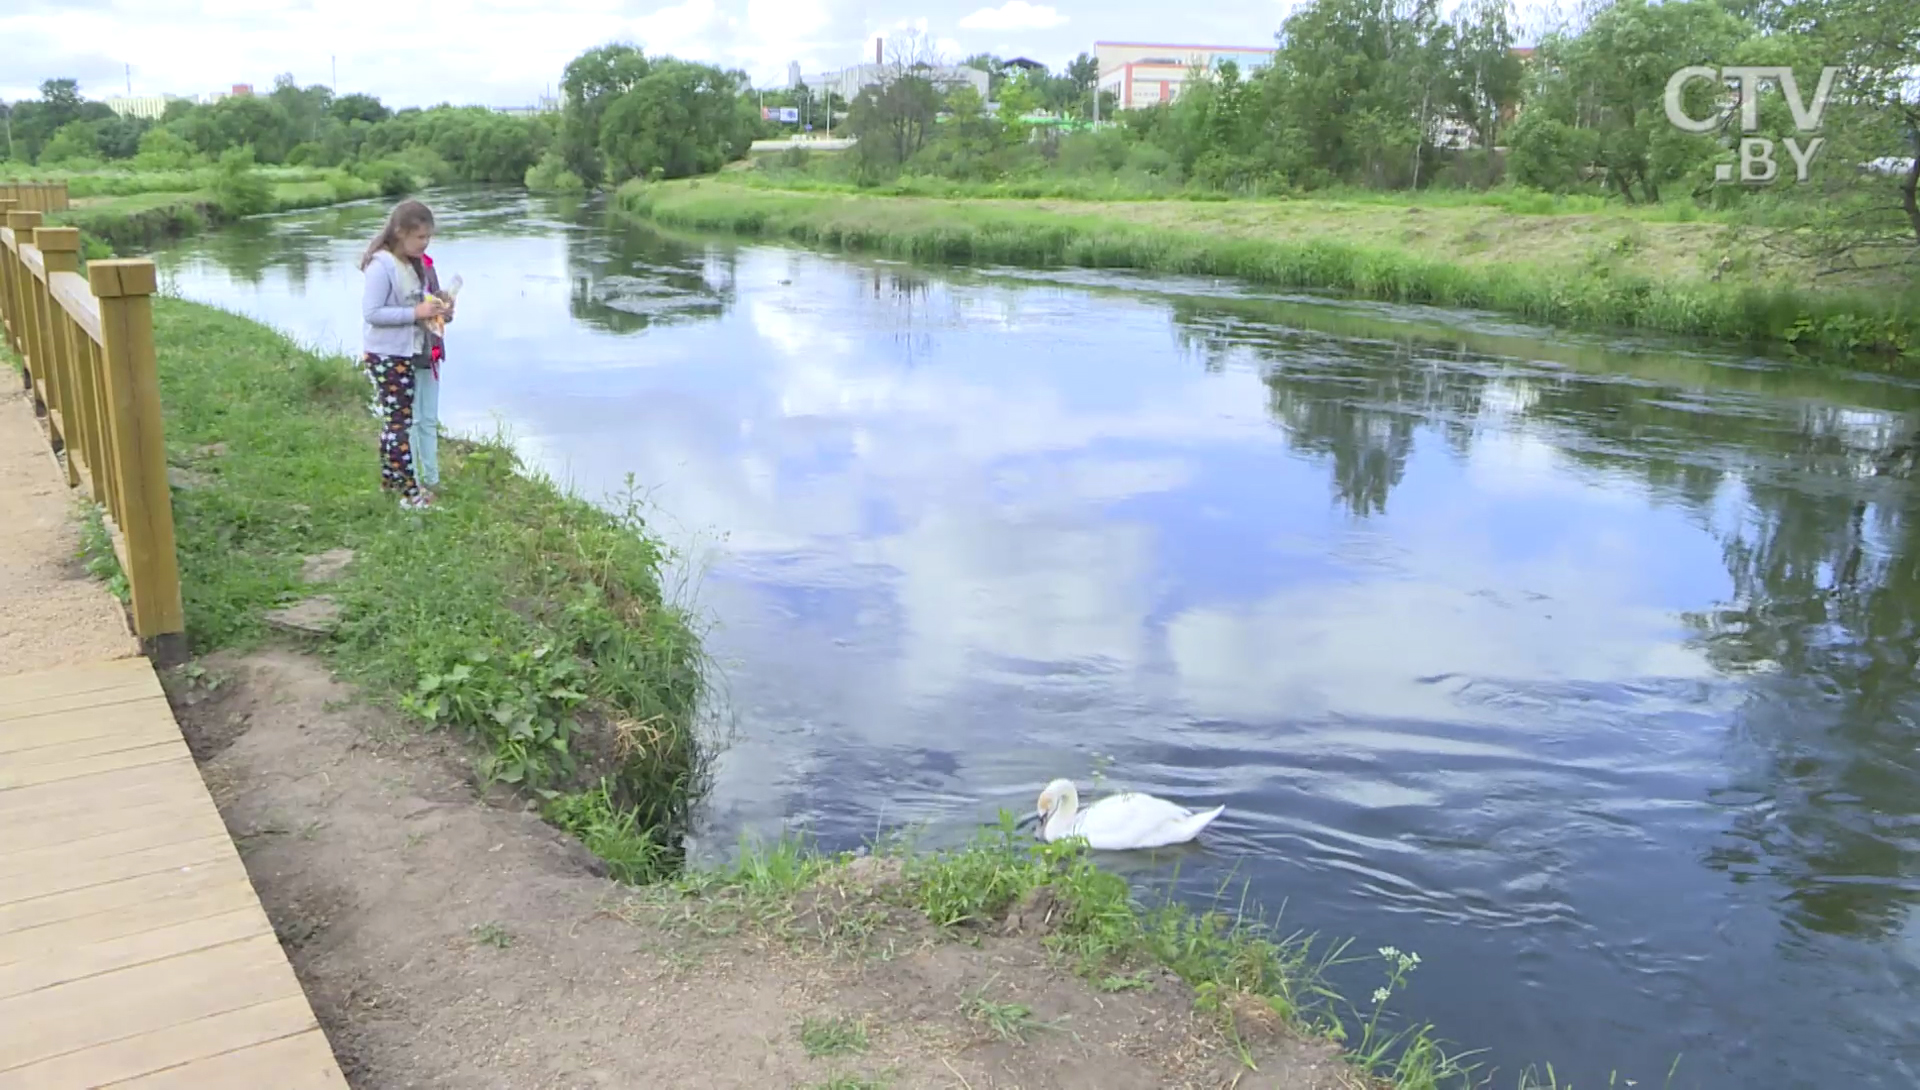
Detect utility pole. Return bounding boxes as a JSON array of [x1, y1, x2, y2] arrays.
[[126, 64, 132, 95], [331, 56, 338, 92]]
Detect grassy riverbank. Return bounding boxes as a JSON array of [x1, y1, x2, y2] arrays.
[[53, 176, 381, 253], [148, 298, 710, 870], [618, 178, 1920, 360]]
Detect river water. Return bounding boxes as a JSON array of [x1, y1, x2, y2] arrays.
[[157, 189, 1920, 1089]]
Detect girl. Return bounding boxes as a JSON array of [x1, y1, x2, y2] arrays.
[[359, 200, 446, 510]]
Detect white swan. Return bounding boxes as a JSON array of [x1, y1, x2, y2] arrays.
[[1034, 778, 1224, 851]]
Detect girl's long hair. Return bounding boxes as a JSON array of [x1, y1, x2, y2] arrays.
[[358, 199, 435, 272]]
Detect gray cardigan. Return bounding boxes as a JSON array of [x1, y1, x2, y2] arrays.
[[361, 250, 427, 358]]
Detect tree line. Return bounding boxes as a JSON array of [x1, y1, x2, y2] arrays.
[[0, 45, 768, 195]]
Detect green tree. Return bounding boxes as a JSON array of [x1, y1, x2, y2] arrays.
[[133, 125, 199, 169], [330, 93, 390, 125], [1514, 0, 1752, 203], [1770, 0, 1920, 259], [559, 43, 653, 184], [847, 75, 943, 174], [1066, 52, 1100, 117], [1260, 0, 1440, 187], [1448, 0, 1524, 151], [37, 121, 98, 165], [92, 115, 148, 160], [598, 60, 751, 182]]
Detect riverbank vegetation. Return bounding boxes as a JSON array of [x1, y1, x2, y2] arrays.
[[810, 0, 1915, 279], [146, 298, 711, 874], [46, 158, 384, 253], [657, 823, 1497, 1089], [618, 179, 1920, 357]]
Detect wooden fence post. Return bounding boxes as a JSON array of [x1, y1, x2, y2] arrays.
[[33, 227, 82, 487], [9, 212, 46, 412], [88, 258, 186, 665], [0, 198, 15, 360]]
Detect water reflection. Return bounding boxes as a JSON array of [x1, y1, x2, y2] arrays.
[[1172, 291, 1920, 958], [155, 190, 1920, 1090], [565, 216, 734, 333]]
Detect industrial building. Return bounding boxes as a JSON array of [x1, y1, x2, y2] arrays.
[[101, 85, 249, 119], [790, 38, 990, 106], [1093, 40, 1276, 111]]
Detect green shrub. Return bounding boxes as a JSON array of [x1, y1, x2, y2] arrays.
[[133, 129, 201, 171], [353, 158, 416, 197], [525, 151, 587, 194], [210, 147, 272, 218]]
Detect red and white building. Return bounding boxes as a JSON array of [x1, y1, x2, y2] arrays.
[[1093, 41, 1277, 111]]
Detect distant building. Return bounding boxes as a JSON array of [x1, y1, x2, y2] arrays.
[[797, 62, 990, 104], [794, 39, 990, 105], [788, 62, 803, 89], [102, 94, 189, 120], [496, 93, 560, 117], [1093, 41, 1276, 111], [231, 83, 254, 98]]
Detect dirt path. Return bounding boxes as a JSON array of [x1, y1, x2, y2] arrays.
[[168, 648, 1357, 1090], [0, 380, 140, 676]]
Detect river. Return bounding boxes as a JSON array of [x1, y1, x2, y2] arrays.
[[156, 188, 1920, 1089]]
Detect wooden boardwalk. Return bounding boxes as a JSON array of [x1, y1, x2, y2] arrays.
[[3, 197, 345, 1087], [0, 658, 350, 1088]]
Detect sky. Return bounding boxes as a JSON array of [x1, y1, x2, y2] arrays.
[[2, 0, 1564, 110]]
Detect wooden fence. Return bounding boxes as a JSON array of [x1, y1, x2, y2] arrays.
[[0, 197, 185, 664], [0, 181, 71, 213]]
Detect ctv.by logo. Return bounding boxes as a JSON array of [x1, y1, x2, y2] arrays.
[[1664, 66, 1841, 184]]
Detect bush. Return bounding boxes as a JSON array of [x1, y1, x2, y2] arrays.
[[133, 128, 200, 171], [210, 146, 273, 218], [391, 145, 453, 187], [524, 151, 587, 194], [38, 122, 98, 166], [353, 158, 416, 197], [1508, 115, 1598, 194], [326, 169, 375, 202]]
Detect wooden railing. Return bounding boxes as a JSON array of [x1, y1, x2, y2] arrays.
[[0, 182, 71, 213], [0, 198, 185, 664]]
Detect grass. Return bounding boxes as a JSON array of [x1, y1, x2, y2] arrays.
[[74, 499, 130, 603], [807, 1075, 891, 1090], [797, 1014, 870, 1057], [618, 177, 1920, 361], [648, 820, 1699, 1089], [149, 298, 712, 879], [2, 163, 346, 199], [51, 175, 380, 254], [738, 159, 1725, 222], [646, 818, 1485, 1090], [960, 987, 1053, 1042]]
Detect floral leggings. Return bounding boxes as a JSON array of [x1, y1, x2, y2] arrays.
[[363, 353, 423, 499]]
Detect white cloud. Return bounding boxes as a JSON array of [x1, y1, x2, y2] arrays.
[[1165, 526, 1717, 724], [957, 1, 1067, 31]]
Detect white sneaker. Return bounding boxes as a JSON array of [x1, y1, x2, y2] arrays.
[[400, 494, 436, 512]]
